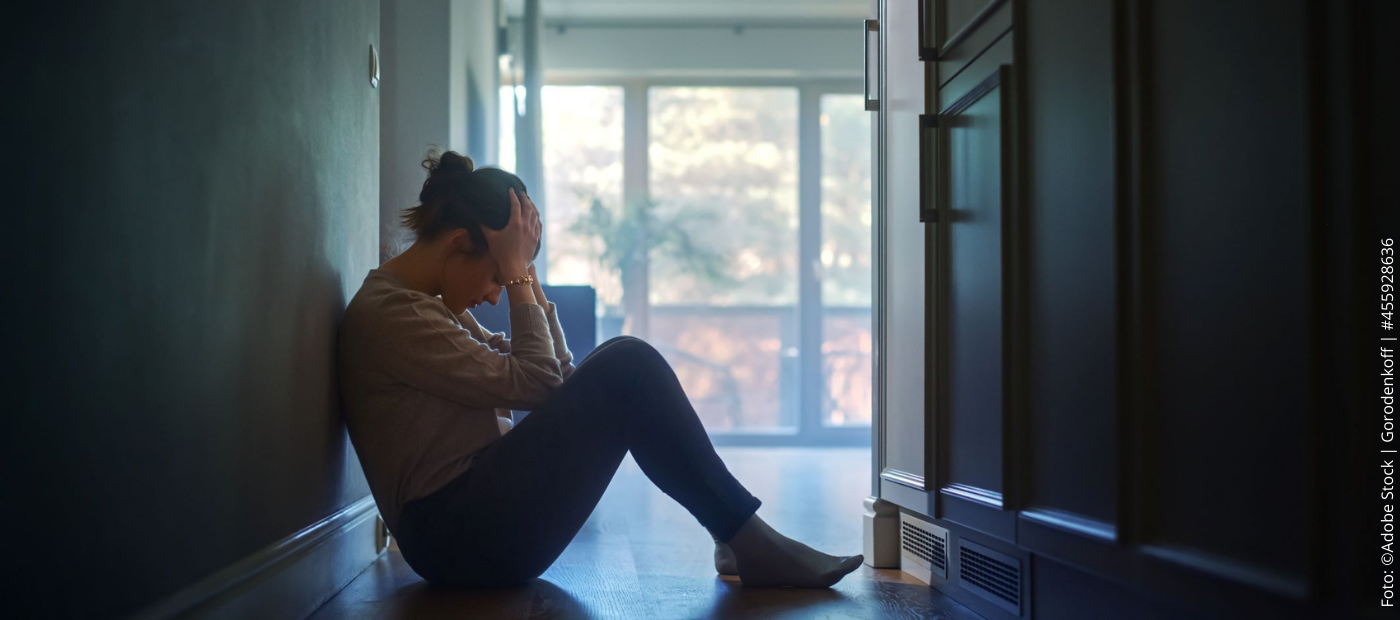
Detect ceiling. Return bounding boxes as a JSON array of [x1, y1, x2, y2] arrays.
[[501, 0, 867, 25]]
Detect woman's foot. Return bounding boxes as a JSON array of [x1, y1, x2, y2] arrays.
[[714, 542, 738, 575], [724, 513, 864, 588]]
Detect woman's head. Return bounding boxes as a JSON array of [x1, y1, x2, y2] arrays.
[[401, 150, 536, 312]]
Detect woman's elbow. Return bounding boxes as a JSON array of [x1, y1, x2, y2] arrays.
[[517, 370, 565, 409]]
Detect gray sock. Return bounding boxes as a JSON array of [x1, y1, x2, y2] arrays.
[[724, 513, 864, 588], [709, 531, 738, 575]]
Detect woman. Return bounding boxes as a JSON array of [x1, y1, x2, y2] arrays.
[[338, 150, 863, 588]]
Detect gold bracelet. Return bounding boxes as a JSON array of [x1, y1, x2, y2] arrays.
[[502, 274, 535, 286]]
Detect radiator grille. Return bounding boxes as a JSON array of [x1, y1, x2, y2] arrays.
[[898, 514, 948, 582], [958, 540, 1021, 614], [901, 521, 947, 574]]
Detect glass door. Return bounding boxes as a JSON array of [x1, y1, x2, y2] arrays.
[[818, 94, 874, 429], [519, 82, 872, 445], [648, 86, 801, 435]]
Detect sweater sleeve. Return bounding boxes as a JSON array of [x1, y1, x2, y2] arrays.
[[459, 311, 512, 354], [543, 301, 577, 381], [375, 296, 563, 410], [459, 302, 576, 381]]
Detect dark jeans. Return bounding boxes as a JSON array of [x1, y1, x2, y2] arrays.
[[393, 336, 763, 586]]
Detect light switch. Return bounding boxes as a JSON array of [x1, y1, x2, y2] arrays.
[[369, 44, 379, 88]]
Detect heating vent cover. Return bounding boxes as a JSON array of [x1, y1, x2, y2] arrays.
[[898, 513, 948, 583], [958, 539, 1022, 614]]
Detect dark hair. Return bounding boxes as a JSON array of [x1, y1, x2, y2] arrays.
[[402, 149, 531, 257]]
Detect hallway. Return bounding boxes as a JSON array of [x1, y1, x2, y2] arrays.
[[309, 448, 979, 619], [8, 0, 1394, 617]]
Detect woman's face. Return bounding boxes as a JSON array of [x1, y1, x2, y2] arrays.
[[439, 231, 504, 314]]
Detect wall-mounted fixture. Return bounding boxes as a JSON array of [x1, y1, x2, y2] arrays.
[[369, 44, 379, 88], [864, 19, 879, 111]]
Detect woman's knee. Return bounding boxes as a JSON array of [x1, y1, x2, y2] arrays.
[[570, 338, 671, 396], [584, 336, 661, 366], [596, 335, 645, 351]]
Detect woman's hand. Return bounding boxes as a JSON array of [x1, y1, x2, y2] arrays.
[[482, 187, 541, 278]]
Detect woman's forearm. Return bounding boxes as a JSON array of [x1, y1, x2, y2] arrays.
[[503, 261, 537, 308], [505, 282, 536, 307], [524, 264, 572, 375], [528, 264, 548, 307]]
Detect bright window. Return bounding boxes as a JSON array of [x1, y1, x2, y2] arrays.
[[820, 94, 873, 427], [648, 87, 800, 306], [649, 87, 800, 431], [541, 86, 625, 308], [516, 82, 872, 440]]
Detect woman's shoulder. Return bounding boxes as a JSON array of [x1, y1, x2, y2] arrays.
[[343, 270, 458, 341]]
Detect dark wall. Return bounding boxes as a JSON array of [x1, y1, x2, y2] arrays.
[[5, 1, 379, 615]]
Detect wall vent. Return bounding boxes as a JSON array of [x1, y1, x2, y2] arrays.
[[958, 539, 1022, 614], [898, 512, 948, 583]]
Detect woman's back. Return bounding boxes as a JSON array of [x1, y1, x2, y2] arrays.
[[337, 267, 562, 533]]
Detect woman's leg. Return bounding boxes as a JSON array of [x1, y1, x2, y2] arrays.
[[566, 337, 766, 541], [424, 336, 763, 585]]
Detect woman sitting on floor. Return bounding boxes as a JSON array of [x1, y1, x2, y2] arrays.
[[337, 150, 863, 588]]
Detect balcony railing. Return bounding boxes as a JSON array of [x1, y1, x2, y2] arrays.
[[602, 304, 871, 446]]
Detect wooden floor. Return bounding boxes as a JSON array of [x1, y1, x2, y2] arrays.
[[308, 447, 983, 620]]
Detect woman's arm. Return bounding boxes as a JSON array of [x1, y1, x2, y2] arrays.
[[528, 265, 577, 380], [459, 314, 512, 353], [455, 186, 538, 355], [456, 276, 575, 381], [375, 293, 563, 411]]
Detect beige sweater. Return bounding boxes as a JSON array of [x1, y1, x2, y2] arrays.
[[337, 268, 576, 532]]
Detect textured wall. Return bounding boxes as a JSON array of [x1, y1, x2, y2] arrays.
[[6, 1, 379, 615], [380, 0, 500, 262], [452, 0, 502, 165], [380, 0, 452, 261]]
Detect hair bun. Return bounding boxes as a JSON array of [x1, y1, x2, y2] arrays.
[[437, 151, 475, 175], [420, 149, 475, 178], [418, 149, 475, 202]]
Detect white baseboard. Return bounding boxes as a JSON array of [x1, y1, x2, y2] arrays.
[[134, 496, 384, 620], [863, 496, 901, 569]]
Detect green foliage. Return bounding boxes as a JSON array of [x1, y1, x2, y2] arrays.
[[568, 195, 732, 294]]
